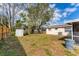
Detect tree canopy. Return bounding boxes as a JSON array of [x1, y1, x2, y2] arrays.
[[0, 3, 54, 34], [25, 3, 54, 34], [27, 3, 54, 26]]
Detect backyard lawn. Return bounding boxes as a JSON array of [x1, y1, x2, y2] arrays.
[[0, 34, 76, 56], [18, 34, 75, 56]]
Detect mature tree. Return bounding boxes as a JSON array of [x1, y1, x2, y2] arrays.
[[27, 3, 54, 34], [19, 3, 54, 34], [0, 3, 27, 30]]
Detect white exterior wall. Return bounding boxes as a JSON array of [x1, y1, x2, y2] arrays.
[[15, 29, 24, 37], [46, 28, 69, 36]]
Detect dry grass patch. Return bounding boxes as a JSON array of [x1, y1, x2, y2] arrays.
[[18, 34, 72, 56]]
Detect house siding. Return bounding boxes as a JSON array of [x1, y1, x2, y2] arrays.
[[46, 28, 69, 36]]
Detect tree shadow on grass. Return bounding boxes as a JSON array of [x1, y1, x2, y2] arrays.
[[58, 37, 65, 41], [0, 35, 27, 56], [58, 37, 66, 47]]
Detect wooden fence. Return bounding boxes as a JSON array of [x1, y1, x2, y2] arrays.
[[0, 25, 10, 40]]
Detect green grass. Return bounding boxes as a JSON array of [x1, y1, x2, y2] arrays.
[[0, 36, 26, 56]]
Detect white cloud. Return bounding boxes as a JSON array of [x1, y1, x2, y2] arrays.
[[62, 12, 68, 17], [49, 4, 56, 8], [54, 12, 62, 18], [62, 4, 78, 18], [71, 3, 76, 6], [55, 8, 60, 12], [49, 5, 77, 25], [71, 3, 79, 7], [53, 8, 62, 20], [50, 8, 62, 25], [52, 4, 56, 8], [65, 7, 77, 12], [52, 17, 61, 25], [75, 4, 79, 7], [62, 7, 77, 17], [50, 3, 79, 25], [54, 8, 62, 17]]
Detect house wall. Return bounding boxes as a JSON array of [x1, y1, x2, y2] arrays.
[[15, 29, 24, 37], [46, 28, 69, 36]]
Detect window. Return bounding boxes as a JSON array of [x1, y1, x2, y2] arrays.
[[65, 29, 71, 32], [65, 27, 71, 32]]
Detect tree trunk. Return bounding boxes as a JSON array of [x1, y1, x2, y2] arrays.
[[27, 26, 32, 35], [36, 26, 41, 34]]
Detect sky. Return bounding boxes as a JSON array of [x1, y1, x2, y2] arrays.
[[0, 3, 79, 26], [48, 3, 79, 25]]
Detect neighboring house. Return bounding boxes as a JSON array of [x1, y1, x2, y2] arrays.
[[65, 19, 79, 44], [46, 25, 71, 36]]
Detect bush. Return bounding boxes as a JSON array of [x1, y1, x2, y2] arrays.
[[16, 20, 22, 29]]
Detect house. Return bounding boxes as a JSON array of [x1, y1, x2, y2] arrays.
[[65, 19, 79, 44], [46, 25, 71, 36]]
